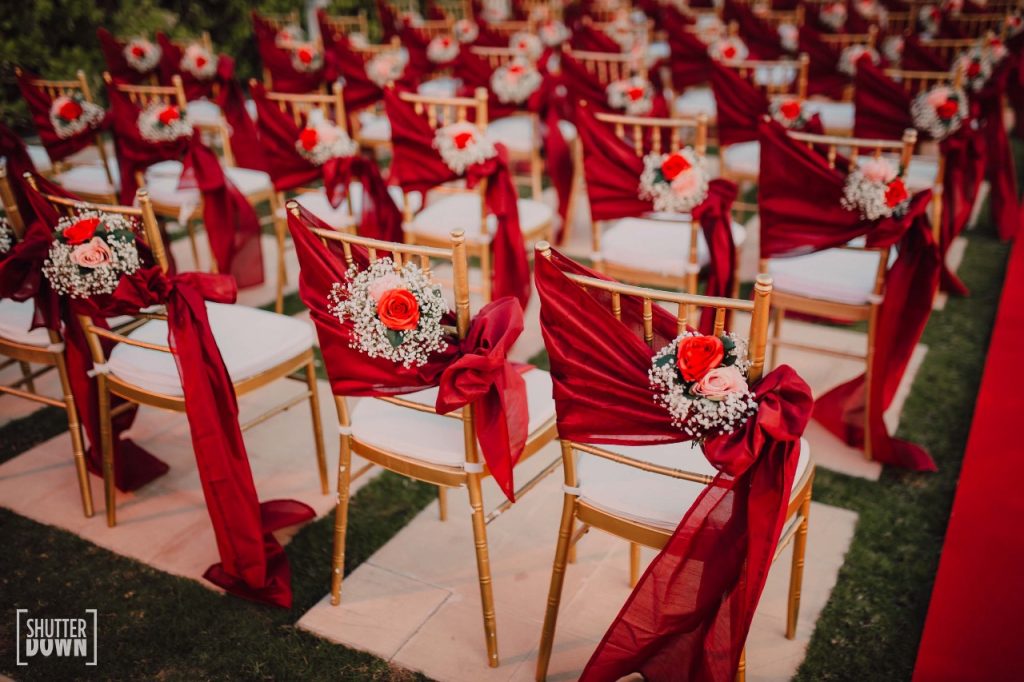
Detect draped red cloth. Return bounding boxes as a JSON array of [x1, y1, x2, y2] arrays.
[[376, 0, 400, 40], [316, 10, 386, 113], [217, 75, 271, 173], [534, 250, 813, 682], [106, 81, 265, 287], [722, 0, 785, 59], [286, 205, 529, 501], [560, 52, 670, 117], [570, 22, 622, 53], [853, 59, 984, 293], [15, 69, 110, 164], [973, 66, 1023, 241], [383, 87, 531, 308], [901, 36, 950, 71], [758, 120, 940, 471], [248, 83, 403, 241], [797, 26, 847, 99], [709, 64, 827, 145], [251, 12, 325, 94], [574, 102, 738, 320], [97, 29, 157, 84]]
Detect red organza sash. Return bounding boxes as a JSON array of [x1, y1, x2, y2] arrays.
[[758, 120, 940, 471], [249, 83, 403, 241], [106, 82, 265, 288], [286, 205, 529, 501], [665, 14, 712, 92], [217, 74, 271, 173], [973, 66, 1023, 241], [797, 27, 847, 99], [15, 69, 110, 164], [570, 23, 622, 53], [901, 36, 950, 71], [722, 0, 784, 59], [315, 10, 386, 113], [534, 250, 813, 681], [383, 87, 531, 308], [251, 12, 325, 94], [97, 29, 157, 84]]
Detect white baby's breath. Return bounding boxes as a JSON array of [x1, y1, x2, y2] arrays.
[[841, 160, 910, 220], [296, 113, 358, 165], [427, 35, 460, 64], [453, 19, 479, 43], [123, 38, 162, 73], [838, 44, 880, 76], [539, 20, 571, 47], [42, 211, 141, 298], [911, 84, 968, 140], [137, 102, 193, 144], [490, 59, 542, 104], [180, 44, 217, 80], [637, 148, 710, 213], [509, 32, 543, 61], [708, 36, 749, 62], [432, 121, 497, 174], [606, 76, 654, 116], [275, 24, 306, 48], [290, 43, 323, 72], [49, 94, 105, 140]]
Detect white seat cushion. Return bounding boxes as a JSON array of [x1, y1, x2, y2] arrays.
[[486, 116, 536, 154], [600, 217, 747, 278], [0, 299, 52, 347], [186, 99, 223, 127], [674, 86, 716, 120], [722, 141, 760, 177], [106, 302, 314, 396], [803, 100, 854, 133], [26, 144, 53, 174], [351, 369, 556, 468], [145, 165, 272, 208], [417, 77, 461, 98], [55, 162, 120, 197], [577, 437, 811, 530], [146, 160, 185, 178], [767, 246, 890, 305], [357, 112, 391, 143], [410, 193, 553, 243], [557, 119, 577, 142], [275, 185, 418, 229]]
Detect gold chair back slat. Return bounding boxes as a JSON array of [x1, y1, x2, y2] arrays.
[[252, 80, 348, 130], [883, 66, 965, 95], [594, 110, 709, 156], [567, 48, 648, 84], [722, 54, 810, 99], [322, 11, 370, 38], [786, 128, 917, 174], [468, 45, 520, 69], [0, 165, 25, 236], [819, 25, 879, 49]]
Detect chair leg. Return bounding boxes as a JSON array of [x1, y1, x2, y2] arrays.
[[479, 246, 493, 303], [96, 374, 116, 527], [330, 432, 354, 605], [438, 485, 448, 521], [735, 647, 746, 682], [467, 472, 500, 668], [305, 361, 329, 495], [272, 194, 288, 314], [18, 361, 36, 393], [185, 218, 201, 271], [769, 307, 784, 370], [54, 353, 93, 518], [629, 542, 642, 588], [786, 493, 812, 639], [536, 491, 577, 681], [531, 151, 543, 200]]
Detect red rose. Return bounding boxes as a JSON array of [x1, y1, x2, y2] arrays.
[[885, 178, 908, 207], [195, 56, 207, 68], [441, 37, 451, 46], [58, 99, 83, 121], [131, 45, 145, 58], [676, 335, 725, 382], [779, 99, 802, 120], [157, 106, 180, 126], [298, 48, 314, 64], [509, 64, 524, 75], [377, 289, 420, 330], [967, 61, 981, 77], [936, 99, 959, 120], [626, 86, 645, 101], [660, 152, 691, 180], [453, 131, 474, 149], [722, 44, 737, 59], [63, 217, 101, 245], [299, 127, 319, 151]]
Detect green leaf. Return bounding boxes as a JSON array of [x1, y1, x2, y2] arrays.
[[653, 168, 666, 184], [654, 352, 676, 369], [385, 328, 404, 348]]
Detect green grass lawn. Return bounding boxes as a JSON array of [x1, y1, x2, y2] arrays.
[[0, 201, 1014, 680]]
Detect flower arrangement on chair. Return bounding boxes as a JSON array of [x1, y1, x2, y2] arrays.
[[818, 2, 848, 31], [769, 97, 808, 129], [606, 76, 654, 116], [982, 35, 1008, 63], [366, 49, 409, 87], [604, 13, 639, 51], [453, 19, 479, 43], [328, 257, 450, 368], [427, 35, 460, 64], [841, 157, 910, 220], [296, 111, 359, 166], [649, 332, 758, 439], [509, 32, 543, 61], [138, 102, 192, 143], [290, 43, 323, 73], [539, 20, 571, 47], [275, 24, 306, 48], [778, 23, 800, 53], [0, 217, 13, 254], [708, 36, 749, 62], [41, 210, 142, 298], [954, 47, 993, 91], [853, 0, 887, 22], [480, 0, 510, 22], [432, 121, 498, 174], [123, 38, 162, 73], [1005, 12, 1023, 38], [638, 147, 710, 213], [49, 94, 105, 140], [838, 44, 881, 76], [180, 44, 218, 80], [918, 5, 942, 36], [490, 59, 543, 104], [398, 10, 425, 27], [911, 84, 968, 140], [882, 35, 905, 64]]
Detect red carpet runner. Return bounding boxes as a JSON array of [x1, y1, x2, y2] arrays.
[[913, 237, 1024, 682]]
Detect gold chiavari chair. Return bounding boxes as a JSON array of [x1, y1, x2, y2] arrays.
[[346, 36, 405, 152], [947, 12, 1012, 38], [818, 24, 879, 53], [718, 54, 810, 211], [886, 11, 915, 34], [468, 45, 546, 197], [319, 11, 370, 40], [582, 110, 744, 302], [482, 19, 534, 40], [758, 127, 918, 462], [394, 87, 555, 301], [583, 12, 656, 51], [673, 20, 741, 123], [104, 73, 280, 285], [918, 36, 977, 64], [14, 68, 118, 204], [166, 32, 226, 128], [565, 46, 650, 86], [532, 249, 815, 681], [587, 0, 634, 24], [259, 10, 301, 30], [752, 4, 807, 29], [0, 166, 94, 518], [26, 179, 328, 527], [288, 209, 558, 667]]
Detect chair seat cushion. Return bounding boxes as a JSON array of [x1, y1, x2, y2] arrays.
[[674, 86, 716, 120], [803, 100, 854, 133], [0, 299, 52, 347], [26, 144, 53, 174], [417, 77, 461, 98], [357, 112, 391, 143], [600, 217, 747, 278], [186, 99, 223, 127], [486, 116, 536, 154], [577, 437, 811, 530], [767, 246, 891, 305], [275, 185, 419, 229], [145, 166, 273, 207], [107, 302, 314, 397], [351, 369, 556, 468], [721, 141, 760, 177], [410, 193, 553, 242], [55, 162, 120, 197]]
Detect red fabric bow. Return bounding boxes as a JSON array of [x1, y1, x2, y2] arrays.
[[534, 250, 813, 682], [758, 120, 940, 471], [287, 204, 530, 501], [15, 69, 110, 164], [383, 87, 531, 308]]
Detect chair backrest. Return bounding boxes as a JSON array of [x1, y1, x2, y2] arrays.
[[468, 45, 521, 69], [260, 11, 301, 31], [819, 25, 878, 50], [947, 12, 1011, 38], [320, 11, 370, 39], [918, 36, 977, 63], [349, 35, 404, 60], [483, 20, 533, 39], [565, 48, 649, 85], [752, 5, 806, 29], [250, 79, 348, 131], [885, 11, 915, 33], [583, 13, 654, 48], [722, 54, 810, 98], [786, 126, 917, 175], [0, 164, 25, 236], [593, 110, 709, 157], [418, 18, 456, 39], [883, 65, 965, 95]]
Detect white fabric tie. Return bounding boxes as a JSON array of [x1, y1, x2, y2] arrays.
[[563, 484, 581, 496], [86, 363, 110, 378], [45, 342, 66, 353], [463, 461, 485, 474], [338, 424, 353, 436]]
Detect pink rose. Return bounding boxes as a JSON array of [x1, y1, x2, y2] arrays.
[[925, 86, 951, 108], [368, 272, 404, 302], [670, 168, 701, 197], [692, 365, 748, 401], [859, 157, 897, 184], [70, 237, 113, 268]]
